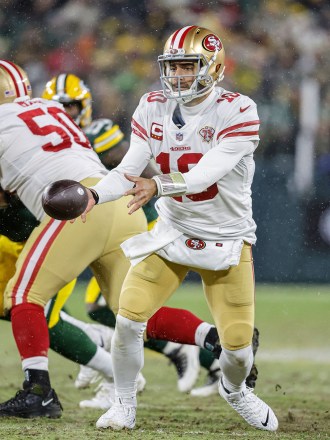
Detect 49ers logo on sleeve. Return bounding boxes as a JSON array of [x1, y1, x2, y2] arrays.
[[202, 34, 222, 52], [150, 122, 163, 141], [199, 126, 215, 143], [185, 238, 206, 250]]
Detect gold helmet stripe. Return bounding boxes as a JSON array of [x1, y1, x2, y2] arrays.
[[0, 60, 28, 97]]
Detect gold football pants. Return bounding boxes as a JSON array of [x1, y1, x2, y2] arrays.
[[1, 235, 76, 327], [5, 178, 147, 315], [118, 243, 255, 351]]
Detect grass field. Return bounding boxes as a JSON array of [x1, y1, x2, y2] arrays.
[[0, 282, 329, 439]]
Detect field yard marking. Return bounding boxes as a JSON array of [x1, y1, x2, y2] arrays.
[[258, 348, 330, 363]]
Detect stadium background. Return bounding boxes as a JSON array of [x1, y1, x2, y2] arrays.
[[0, 0, 329, 282]]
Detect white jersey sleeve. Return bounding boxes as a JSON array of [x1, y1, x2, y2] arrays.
[[216, 93, 260, 143]]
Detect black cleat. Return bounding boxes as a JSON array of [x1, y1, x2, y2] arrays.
[[0, 386, 63, 419], [204, 327, 222, 358], [252, 327, 260, 356], [206, 327, 260, 360], [246, 363, 259, 389]]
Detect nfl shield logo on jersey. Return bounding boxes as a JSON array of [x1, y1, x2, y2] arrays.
[[199, 126, 215, 143], [176, 132, 183, 141]]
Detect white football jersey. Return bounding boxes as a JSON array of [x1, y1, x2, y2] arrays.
[[130, 87, 260, 242], [0, 98, 107, 220]]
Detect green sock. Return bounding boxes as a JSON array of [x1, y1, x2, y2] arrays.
[[88, 307, 116, 328], [49, 317, 97, 365], [144, 338, 168, 353], [199, 347, 217, 370]]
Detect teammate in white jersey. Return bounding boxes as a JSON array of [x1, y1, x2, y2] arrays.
[[0, 59, 147, 418], [79, 26, 278, 432]]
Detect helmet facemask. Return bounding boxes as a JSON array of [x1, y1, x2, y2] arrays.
[[53, 95, 85, 126], [158, 53, 223, 104]]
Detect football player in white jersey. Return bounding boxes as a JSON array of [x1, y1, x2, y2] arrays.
[[41, 73, 260, 405], [78, 26, 278, 432], [0, 59, 147, 418]]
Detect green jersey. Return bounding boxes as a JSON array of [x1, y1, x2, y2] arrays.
[[0, 193, 39, 242]]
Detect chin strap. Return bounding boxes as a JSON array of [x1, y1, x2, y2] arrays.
[[217, 65, 226, 83]]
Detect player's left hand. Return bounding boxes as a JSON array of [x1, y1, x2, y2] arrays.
[[124, 174, 157, 214]]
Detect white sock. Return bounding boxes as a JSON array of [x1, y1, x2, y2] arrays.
[[112, 315, 146, 406], [194, 322, 213, 348], [59, 311, 90, 332], [209, 358, 219, 372], [219, 346, 253, 393], [87, 346, 113, 379], [22, 356, 48, 371]]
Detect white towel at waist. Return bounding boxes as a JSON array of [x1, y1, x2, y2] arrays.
[[120, 219, 183, 266]]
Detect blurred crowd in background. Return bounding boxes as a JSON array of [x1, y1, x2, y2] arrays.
[[1, 0, 329, 280], [0, 0, 329, 160]]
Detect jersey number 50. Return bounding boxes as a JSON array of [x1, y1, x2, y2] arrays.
[[156, 152, 218, 202], [18, 106, 91, 152]]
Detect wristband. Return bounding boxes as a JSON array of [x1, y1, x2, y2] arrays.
[[89, 188, 99, 204], [152, 172, 187, 197]]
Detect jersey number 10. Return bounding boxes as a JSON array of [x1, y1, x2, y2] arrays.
[[156, 152, 218, 202]]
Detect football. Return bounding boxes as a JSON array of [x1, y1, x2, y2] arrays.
[[42, 179, 89, 220]]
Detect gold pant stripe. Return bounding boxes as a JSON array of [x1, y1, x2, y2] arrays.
[[5, 179, 147, 315]]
